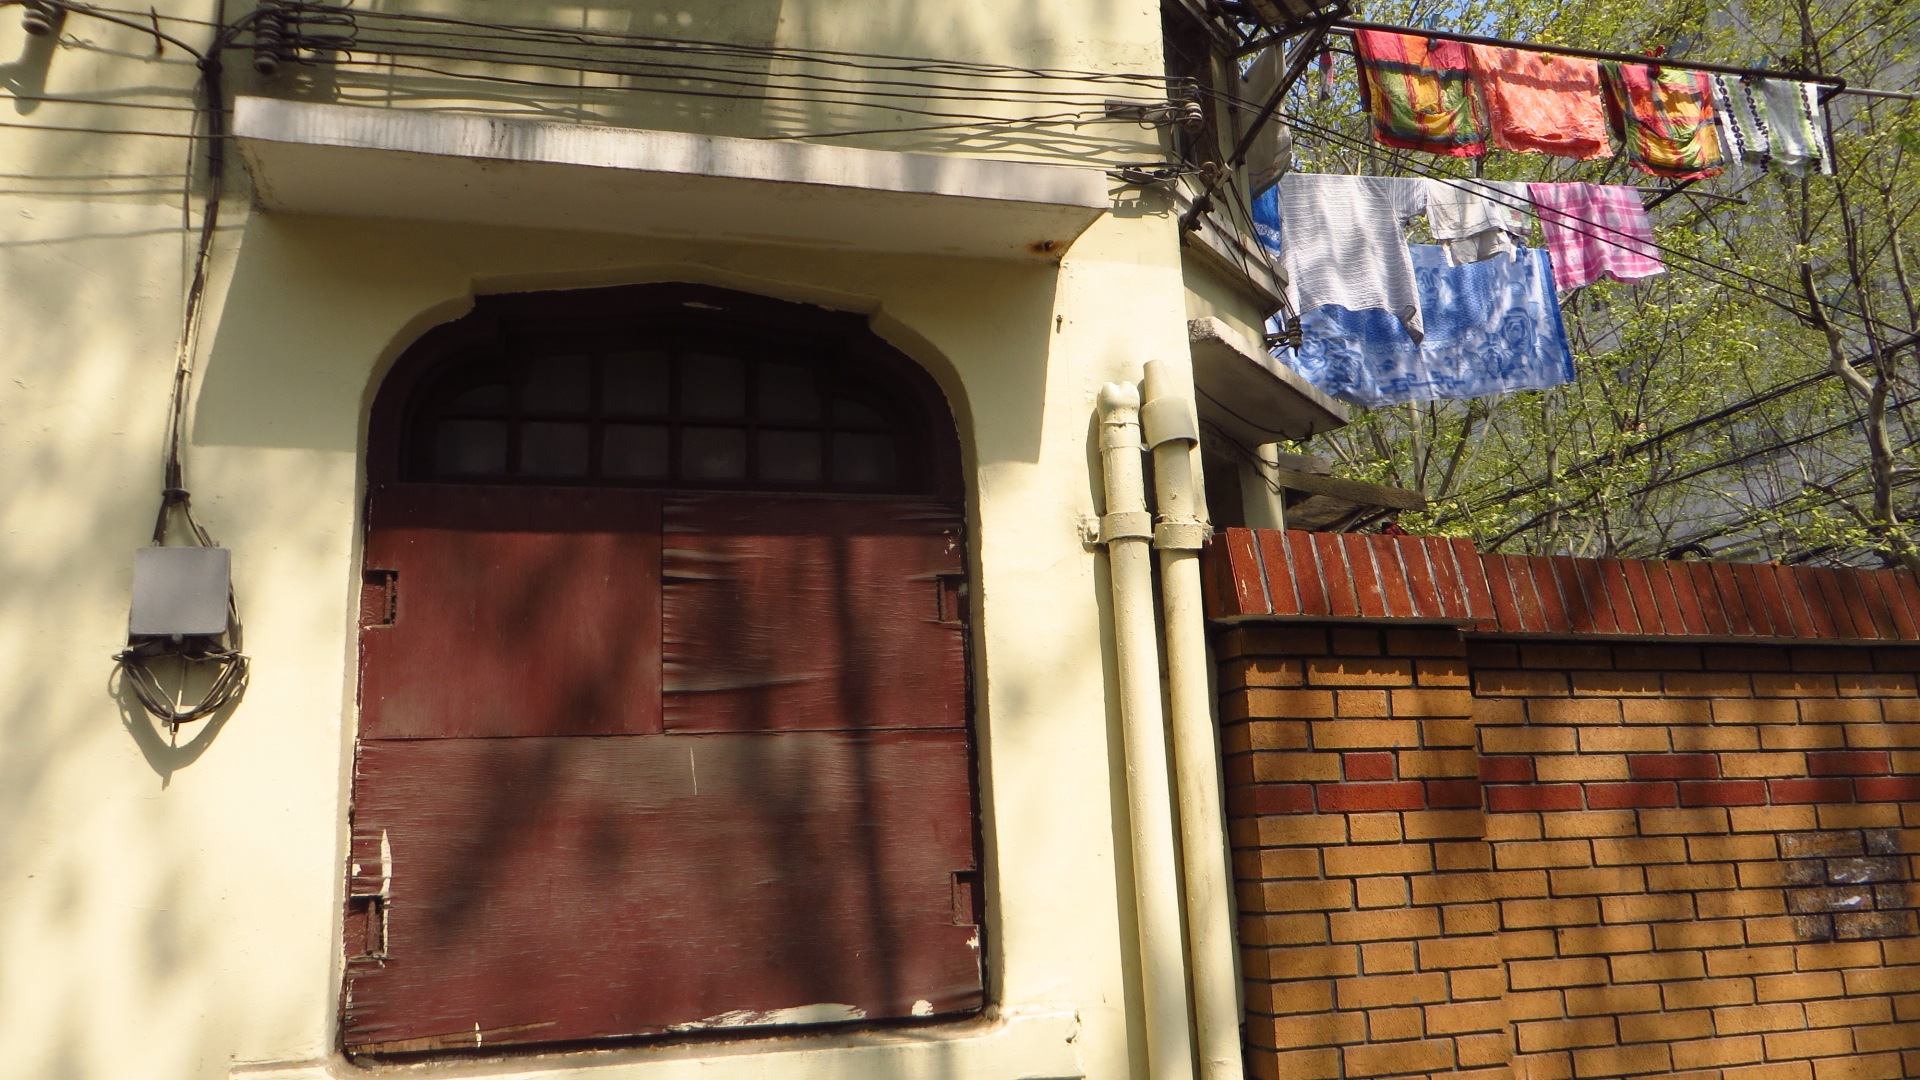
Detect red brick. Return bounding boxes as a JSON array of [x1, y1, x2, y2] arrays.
[[1488, 785, 1585, 812], [1344, 752, 1396, 780], [1230, 784, 1316, 816], [1317, 781, 1426, 813], [1680, 780, 1769, 806], [1481, 756, 1536, 782], [1426, 780, 1483, 808], [1586, 782, 1678, 809], [1807, 750, 1892, 775], [1768, 778, 1856, 804], [1629, 754, 1719, 780], [1857, 777, 1920, 802]]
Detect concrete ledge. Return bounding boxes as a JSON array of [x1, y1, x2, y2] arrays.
[[233, 97, 1110, 260], [1188, 316, 1347, 444]]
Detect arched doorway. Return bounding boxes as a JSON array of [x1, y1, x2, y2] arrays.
[[343, 284, 981, 1055]]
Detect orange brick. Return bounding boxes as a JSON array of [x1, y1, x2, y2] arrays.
[[1723, 1063, 1814, 1080], [1309, 657, 1413, 687], [1529, 698, 1624, 725], [1399, 749, 1480, 777], [1649, 862, 1737, 891], [1253, 751, 1342, 783], [1798, 697, 1880, 721], [1256, 1010, 1368, 1049], [1573, 670, 1663, 696], [1638, 807, 1732, 834], [1252, 944, 1361, 980], [1349, 813, 1406, 844], [1810, 1052, 1902, 1080], [1482, 726, 1579, 754], [1570, 1042, 1670, 1077], [1695, 888, 1787, 918], [1510, 957, 1610, 990], [1427, 1000, 1514, 1036], [1514, 1050, 1574, 1080], [1853, 1021, 1920, 1053], [1247, 977, 1336, 1014], [1366, 1005, 1426, 1041], [1413, 870, 1550, 905], [1436, 842, 1494, 872], [1344, 1038, 1456, 1077], [1325, 844, 1434, 878], [1417, 657, 1473, 686], [1337, 689, 1392, 717], [1591, 837, 1687, 865], [1612, 949, 1706, 983], [1817, 803, 1903, 828], [1406, 810, 1489, 840], [1711, 1001, 1808, 1034], [1457, 1031, 1516, 1067], [1579, 727, 1671, 753], [1547, 866, 1647, 895], [1238, 689, 1337, 719], [1760, 726, 1848, 750], [1673, 724, 1762, 750], [1705, 946, 1799, 977], [1355, 876, 1411, 909], [1670, 672, 1755, 697], [1557, 924, 1654, 956], [1620, 1007, 1712, 1043], [1487, 814, 1546, 842], [1262, 1046, 1342, 1080], [1313, 719, 1421, 749], [1248, 814, 1347, 846], [1794, 941, 1883, 970], [1424, 719, 1481, 747], [1451, 966, 1509, 1000], [1226, 657, 1307, 688], [1853, 723, 1920, 746], [1846, 966, 1920, 996], [1476, 669, 1571, 696], [1362, 940, 1418, 974], [1805, 997, 1891, 1027], [1330, 905, 1441, 942], [1671, 1034, 1765, 1069], [1475, 697, 1529, 723], [1250, 847, 1323, 878], [1687, 833, 1780, 861], [1517, 1017, 1619, 1052], [1652, 919, 1746, 950], [1419, 936, 1503, 970], [1601, 892, 1695, 923], [1837, 672, 1918, 697], [1729, 805, 1820, 833], [1535, 755, 1630, 782], [1506, 989, 1569, 1021], [1754, 673, 1842, 699], [1763, 1027, 1857, 1060], [1621, 697, 1713, 724], [1664, 978, 1757, 1009], [1542, 811, 1640, 839], [1444, 903, 1501, 935], [1258, 879, 1354, 912], [1501, 929, 1558, 960], [1744, 916, 1804, 945], [1394, 688, 1477, 716], [1565, 983, 1661, 1016], [1240, 912, 1329, 946], [1502, 897, 1600, 929], [1337, 972, 1452, 1009], [1495, 840, 1596, 870], [1245, 720, 1314, 749]]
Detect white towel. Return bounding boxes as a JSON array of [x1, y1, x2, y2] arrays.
[[1278, 173, 1431, 341], [1425, 178, 1531, 266]]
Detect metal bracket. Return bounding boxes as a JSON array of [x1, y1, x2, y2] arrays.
[[1154, 520, 1212, 550], [1099, 510, 1155, 544]]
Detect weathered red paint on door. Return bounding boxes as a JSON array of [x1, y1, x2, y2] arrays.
[[345, 485, 980, 1054]]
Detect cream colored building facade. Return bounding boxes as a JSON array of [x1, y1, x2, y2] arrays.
[[0, 3, 1340, 1078]]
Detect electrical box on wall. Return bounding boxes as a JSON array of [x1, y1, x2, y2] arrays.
[[129, 546, 231, 637]]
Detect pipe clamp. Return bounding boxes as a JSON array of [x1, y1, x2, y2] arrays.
[[1154, 520, 1211, 550], [1099, 510, 1154, 543]]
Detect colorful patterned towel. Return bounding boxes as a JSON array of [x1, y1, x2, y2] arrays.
[[1755, 77, 1836, 176], [1465, 45, 1611, 160], [1354, 29, 1488, 157], [1528, 182, 1666, 292], [1600, 61, 1725, 179], [1286, 245, 1576, 406], [1709, 73, 1774, 166]]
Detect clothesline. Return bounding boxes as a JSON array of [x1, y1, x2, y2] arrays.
[[1327, 19, 1917, 103]]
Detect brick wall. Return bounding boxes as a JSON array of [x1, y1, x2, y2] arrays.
[[1221, 624, 1920, 1080]]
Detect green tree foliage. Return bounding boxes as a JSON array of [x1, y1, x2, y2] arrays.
[[1279, 0, 1920, 566]]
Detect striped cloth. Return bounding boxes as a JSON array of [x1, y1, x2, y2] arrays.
[[1354, 29, 1489, 158], [1601, 62, 1726, 179], [1528, 182, 1666, 292]]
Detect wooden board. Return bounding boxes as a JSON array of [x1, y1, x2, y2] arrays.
[[661, 495, 967, 733], [343, 732, 982, 1052], [359, 485, 663, 738]]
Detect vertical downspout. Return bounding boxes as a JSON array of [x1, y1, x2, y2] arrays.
[[1141, 361, 1246, 1080], [1096, 383, 1198, 1080]]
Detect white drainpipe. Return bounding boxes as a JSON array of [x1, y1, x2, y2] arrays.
[[1096, 382, 1198, 1080], [1141, 360, 1246, 1080]]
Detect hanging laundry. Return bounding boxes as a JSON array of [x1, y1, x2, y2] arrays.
[[1236, 47, 1293, 190], [1708, 74, 1773, 166], [1257, 172, 1431, 340], [1528, 182, 1665, 292], [1464, 45, 1611, 160], [1600, 61, 1726, 179], [1425, 177, 1532, 265], [1756, 78, 1836, 176], [1353, 30, 1489, 157], [1286, 245, 1575, 406]]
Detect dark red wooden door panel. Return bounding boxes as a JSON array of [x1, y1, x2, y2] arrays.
[[359, 485, 663, 739], [661, 495, 966, 733], [342, 732, 982, 1053]]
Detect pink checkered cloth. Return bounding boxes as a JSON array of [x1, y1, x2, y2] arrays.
[[1528, 182, 1666, 292]]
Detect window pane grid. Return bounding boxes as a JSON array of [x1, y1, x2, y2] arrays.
[[419, 348, 904, 490]]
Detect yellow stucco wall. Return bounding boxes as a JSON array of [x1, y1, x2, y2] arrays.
[[0, 3, 1242, 1078]]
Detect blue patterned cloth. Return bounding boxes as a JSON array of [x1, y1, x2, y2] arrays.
[[1283, 243, 1576, 407]]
